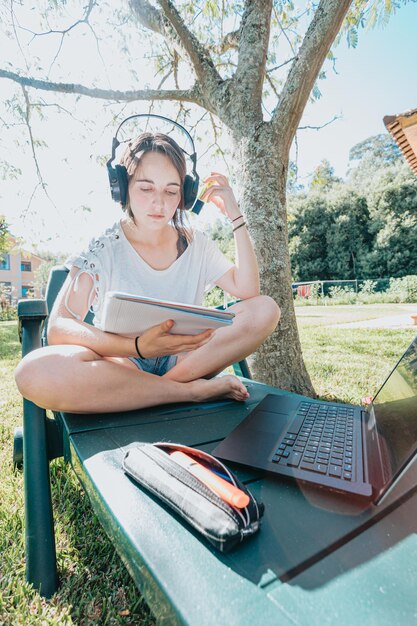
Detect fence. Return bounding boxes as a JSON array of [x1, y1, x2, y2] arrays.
[[292, 280, 358, 298], [292, 278, 393, 300]]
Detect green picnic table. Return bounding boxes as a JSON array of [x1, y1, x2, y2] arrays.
[[62, 385, 417, 626], [15, 267, 417, 625]]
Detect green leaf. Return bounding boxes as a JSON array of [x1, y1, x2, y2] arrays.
[[346, 27, 358, 48], [312, 82, 322, 100]]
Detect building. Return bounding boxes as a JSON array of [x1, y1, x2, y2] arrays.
[[0, 235, 45, 303], [384, 107, 417, 176]]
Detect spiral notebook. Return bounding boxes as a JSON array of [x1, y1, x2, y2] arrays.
[[100, 291, 234, 336]]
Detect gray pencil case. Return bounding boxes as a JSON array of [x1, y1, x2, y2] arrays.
[[123, 442, 264, 552]]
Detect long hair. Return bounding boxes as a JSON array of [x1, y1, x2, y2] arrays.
[[120, 132, 192, 244]]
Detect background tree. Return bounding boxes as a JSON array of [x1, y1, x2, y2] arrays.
[[349, 133, 402, 165], [0, 0, 409, 392], [33, 253, 67, 298], [325, 188, 372, 280], [288, 186, 371, 281], [289, 193, 331, 281], [347, 133, 404, 193], [288, 132, 417, 283], [0, 218, 11, 313], [0, 217, 8, 254], [208, 220, 235, 261], [346, 134, 417, 278], [310, 159, 342, 190], [367, 170, 417, 277], [204, 220, 235, 308]]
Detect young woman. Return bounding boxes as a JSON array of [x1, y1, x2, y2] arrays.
[[15, 132, 280, 413]]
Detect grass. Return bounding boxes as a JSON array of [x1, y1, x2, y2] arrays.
[[296, 303, 415, 403], [300, 326, 414, 404], [0, 307, 416, 624], [295, 302, 416, 327]]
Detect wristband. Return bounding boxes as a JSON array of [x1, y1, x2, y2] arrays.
[[231, 215, 243, 223], [135, 336, 145, 359], [233, 221, 246, 233]]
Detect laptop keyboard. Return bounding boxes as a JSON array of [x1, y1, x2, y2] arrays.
[[271, 402, 355, 481]]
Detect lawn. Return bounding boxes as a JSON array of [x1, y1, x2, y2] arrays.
[[0, 309, 415, 624], [296, 303, 415, 403], [295, 302, 416, 327], [299, 325, 414, 403]]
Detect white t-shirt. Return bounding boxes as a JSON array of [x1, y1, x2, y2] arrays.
[[65, 221, 234, 328]]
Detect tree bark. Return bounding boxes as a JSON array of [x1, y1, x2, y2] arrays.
[[230, 122, 314, 393]]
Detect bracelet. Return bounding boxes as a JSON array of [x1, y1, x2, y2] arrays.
[[232, 215, 243, 223], [233, 221, 246, 233], [135, 336, 145, 359]]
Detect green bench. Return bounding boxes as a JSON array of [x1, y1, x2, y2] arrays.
[[15, 267, 417, 625]]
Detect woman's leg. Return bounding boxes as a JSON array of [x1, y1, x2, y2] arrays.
[[164, 295, 280, 383], [14, 345, 249, 414]]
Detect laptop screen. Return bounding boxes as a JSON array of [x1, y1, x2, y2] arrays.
[[370, 335, 417, 485]]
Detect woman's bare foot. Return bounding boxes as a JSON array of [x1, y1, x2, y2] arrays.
[[189, 375, 249, 403]]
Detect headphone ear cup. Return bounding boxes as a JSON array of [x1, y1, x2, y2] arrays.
[[115, 164, 128, 207], [183, 174, 199, 210], [107, 163, 128, 206]]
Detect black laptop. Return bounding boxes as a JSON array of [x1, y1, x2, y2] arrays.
[[213, 336, 417, 502]]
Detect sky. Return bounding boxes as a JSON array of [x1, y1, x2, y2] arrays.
[[1, 1, 417, 255], [293, 1, 417, 183]]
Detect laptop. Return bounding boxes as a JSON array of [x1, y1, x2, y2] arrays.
[[213, 336, 417, 502]]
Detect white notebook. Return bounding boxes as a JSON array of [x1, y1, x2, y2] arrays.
[[100, 291, 235, 336]]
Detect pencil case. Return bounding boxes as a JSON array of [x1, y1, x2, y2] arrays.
[[123, 442, 264, 552]]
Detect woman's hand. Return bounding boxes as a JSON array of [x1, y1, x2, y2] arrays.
[[137, 319, 214, 358], [200, 172, 241, 222]]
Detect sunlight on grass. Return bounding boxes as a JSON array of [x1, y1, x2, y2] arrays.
[[295, 303, 416, 402], [299, 326, 415, 403], [296, 303, 416, 327]]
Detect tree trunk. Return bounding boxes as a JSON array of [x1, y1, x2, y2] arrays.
[[231, 122, 315, 395]]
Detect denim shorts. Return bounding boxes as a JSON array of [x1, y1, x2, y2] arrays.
[[128, 354, 177, 376]]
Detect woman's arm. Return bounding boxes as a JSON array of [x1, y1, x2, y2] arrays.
[[48, 268, 140, 357], [215, 224, 260, 299], [200, 173, 260, 300], [48, 267, 214, 357]]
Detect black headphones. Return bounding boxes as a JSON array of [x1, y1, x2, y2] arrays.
[[106, 113, 200, 212]]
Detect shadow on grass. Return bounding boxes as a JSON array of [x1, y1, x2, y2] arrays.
[[49, 458, 156, 625]]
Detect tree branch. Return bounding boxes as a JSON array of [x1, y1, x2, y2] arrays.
[[267, 56, 296, 74], [20, 85, 57, 218], [0, 69, 205, 106], [30, 99, 84, 121], [156, 0, 222, 90], [271, 0, 352, 148], [129, 0, 164, 34], [85, 21, 112, 88], [234, 0, 273, 114], [209, 29, 240, 55], [10, 0, 30, 72], [16, 1, 108, 82], [265, 72, 280, 102], [298, 114, 341, 131], [24, 1, 96, 39], [172, 50, 189, 123], [273, 5, 298, 56], [129, 0, 222, 100]]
